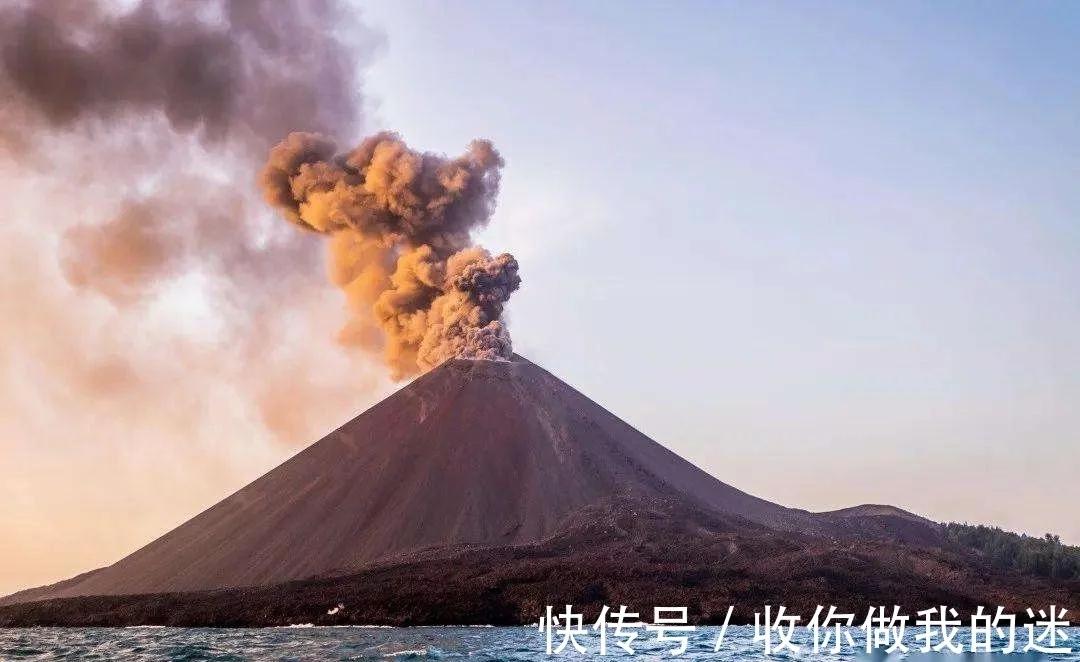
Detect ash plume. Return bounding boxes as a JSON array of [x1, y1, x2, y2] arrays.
[[261, 132, 521, 378], [0, 0, 359, 145], [0, 0, 382, 442], [0, 0, 372, 304]]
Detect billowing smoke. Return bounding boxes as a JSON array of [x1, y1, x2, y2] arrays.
[[0, 0, 359, 146], [0, 0, 372, 307], [261, 132, 521, 378], [0, 0, 384, 460], [1, 0, 518, 383]]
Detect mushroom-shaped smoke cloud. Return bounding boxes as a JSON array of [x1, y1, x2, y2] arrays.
[[261, 132, 521, 378]]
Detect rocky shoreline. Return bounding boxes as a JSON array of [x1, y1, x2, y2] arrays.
[[3, 499, 1076, 628]]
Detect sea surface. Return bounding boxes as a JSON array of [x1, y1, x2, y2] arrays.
[[0, 626, 1076, 661]]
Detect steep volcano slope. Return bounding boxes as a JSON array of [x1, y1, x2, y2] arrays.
[[3, 355, 924, 604]]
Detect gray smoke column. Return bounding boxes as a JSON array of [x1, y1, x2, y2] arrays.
[[261, 132, 521, 378], [0, 0, 359, 145], [0, 0, 384, 441], [0, 0, 371, 303]]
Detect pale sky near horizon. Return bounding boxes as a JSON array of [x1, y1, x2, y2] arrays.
[[1, 1, 1077, 597]]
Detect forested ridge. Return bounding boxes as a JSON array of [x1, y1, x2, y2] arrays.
[[946, 523, 1080, 580]]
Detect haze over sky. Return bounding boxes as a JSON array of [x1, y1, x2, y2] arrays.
[[1, 1, 1077, 597]]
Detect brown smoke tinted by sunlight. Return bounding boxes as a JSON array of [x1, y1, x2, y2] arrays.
[[261, 132, 522, 379]]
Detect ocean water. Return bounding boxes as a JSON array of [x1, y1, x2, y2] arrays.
[[0, 626, 1075, 661]]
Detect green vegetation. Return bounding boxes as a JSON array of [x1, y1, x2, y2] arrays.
[[945, 523, 1080, 580]]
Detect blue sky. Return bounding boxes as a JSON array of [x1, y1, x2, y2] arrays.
[[360, 1, 1080, 539]]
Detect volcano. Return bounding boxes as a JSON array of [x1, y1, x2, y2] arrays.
[[4, 355, 828, 600], [3, 355, 1077, 624]]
